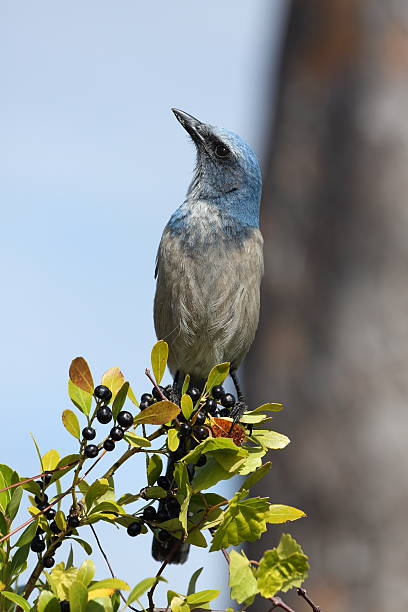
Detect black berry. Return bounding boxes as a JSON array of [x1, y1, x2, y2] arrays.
[[46, 508, 56, 521], [103, 438, 115, 451], [219, 408, 231, 417], [43, 473, 52, 486], [195, 411, 206, 425], [188, 387, 200, 402], [36, 500, 49, 512], [94, 385, 112, 402], [141, 392, 153, 403], [222, 393, 236, 408], [178, 423, 192, 437], [127, 522, 142, 537], [157, 476, 171, 490], [84, 444, 99, 458], [35, 493, 48, 505], [139, 400, 150, 411], [164, 385, 173, 398], [142, 506, 157, 521], [30, 537, 46, 553], [36, 526, 44, 536], [152, 385, 164, 400], [67, 515, 80, 529], [196, 455, 207, 467], [110, 426, 124, 441], [171, 443, 186, 460], [96, 406, 112, 424], [117, 411, 133, 428], [43, 556, 55, 568], [212, 385, 225, 400], [60, 601, 70, 611], [205, 398, 218, 415], [49, 521, 60, 534], [193, 426, 210, 441], [82, 426, 96, 440]]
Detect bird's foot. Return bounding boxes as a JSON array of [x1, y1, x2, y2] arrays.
[[229, 400, 248, 433]]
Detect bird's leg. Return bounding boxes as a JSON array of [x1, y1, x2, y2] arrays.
[[229, 369, 249, 430], [166, 370, 181, 405]]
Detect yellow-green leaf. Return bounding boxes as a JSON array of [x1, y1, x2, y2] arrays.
[[68, 581, 88, 612], [88, 578, 130, 591], [229, 550, 258, 604], [151, 340, 169, 385], [0, 591, 30, 612], [68, 379, 92, 416], [112, 382, 129, 420], [123, 432, 151, 447], [127, 385, 139, 406], [85, 479, 110, 510], [181, 374, 190, 396], [55, 510, 67, 531], [101, 367, 125, 402], [251, 430, 290, 450], [69, 357, 94, 393], [266, 505, 306, 523], [42, 449, 60, 471], [181, 394, 193, 420], [62, 409, 80, 440], [205, 362, 230, 393], [168, 428, 180, 452], [133, 400, 180, 425]]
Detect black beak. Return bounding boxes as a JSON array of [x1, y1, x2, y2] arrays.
[[172, 108, 206, 144]]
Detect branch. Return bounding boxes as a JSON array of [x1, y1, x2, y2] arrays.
[[297, 588, 321, 611], [268, 598, 296, 612], [145, 369, 167, 401]]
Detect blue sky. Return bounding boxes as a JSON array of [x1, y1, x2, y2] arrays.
[[0, 1, 284, 606]]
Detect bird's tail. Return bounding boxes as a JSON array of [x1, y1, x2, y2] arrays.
[[151, 455, 190, 564]]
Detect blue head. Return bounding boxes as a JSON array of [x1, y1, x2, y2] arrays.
[[172, 109, 262, 228]]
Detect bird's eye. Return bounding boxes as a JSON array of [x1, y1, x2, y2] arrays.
[[214, 144, 229, 158]]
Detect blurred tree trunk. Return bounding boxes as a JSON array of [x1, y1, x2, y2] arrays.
[[246, 1, 408, 611]]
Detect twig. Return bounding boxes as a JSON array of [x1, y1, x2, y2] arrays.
[[297, 587, 321, 611], [221, 548, 230, 565], [0, 462, 78, 494], [90, 524, 139, 612], [147, 540, 182, 612], [268, 597, 296, 612], [145, 369, 167, 401]]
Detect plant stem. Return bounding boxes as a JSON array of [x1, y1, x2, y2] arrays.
[[297, 587, 321, 611]]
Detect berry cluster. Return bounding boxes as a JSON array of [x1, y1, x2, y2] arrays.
[[82, 385, 134, 458]]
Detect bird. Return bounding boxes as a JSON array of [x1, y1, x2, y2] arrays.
[[152, 109, 263, 563]]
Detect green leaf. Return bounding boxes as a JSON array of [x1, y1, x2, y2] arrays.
[[6, 486, 23, 521], [145, 486, 167, 499], [240, 462, 272, 492], [249, 403, 283, 413], [210, 491, 270, 550], [133, 400, 180, 425], [229, 550, 258, 604], [50, 454, 81, 484], [7, 544, 30, 578], [30, 433, 44, 471], [127, 577, 167, 605], [66, 545, 74, 568], [171, 596, 190, 612], [46, 561, 79, 600], [182, 438, 247, 471], [55, 510, 67, 531], [205, 363, 230, 393], [112, 382, 129, 421], [250, 430, 290, 450], [181, 394, 193, 420], [69, 580, 88, 612], [123, 432, 151, 447], [0, 511, 8, 535], [0, 591, 30, 611], [68, 379, 92, 416], [266, 505, 306, 524], [186, 590, 220, 608], [72, 537, 93, 555], [168, 428, 180, 452], [116, 493, 142, 505], [15, 518, 38, 547], [147, 454, 162, 486], [192, 457, 235, 491], [127, 385, 139, 407], [62, 409, 81, 440], [42, 449, 61, 471], [186, 529, 207, 548], [69, 357, 94, 393], [181, 374, 190, 396], [37, 590, 60, 612], [88, 578, 130, 592], [256, 533, 309, 596], [85, 479, 110, 509], [101, 367, 125, 403], [86, 598, 113, 611], [187, 567, 203, 596], [0, 465, 19, 512], [151, 340, 169, 384], [239, 414, 273, 424], [238, 447, 266, 475]]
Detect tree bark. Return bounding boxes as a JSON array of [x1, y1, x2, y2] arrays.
[[246, 1, 408, 611]]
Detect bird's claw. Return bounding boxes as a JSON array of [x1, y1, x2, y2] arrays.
[[228, 400, 248, 433]]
